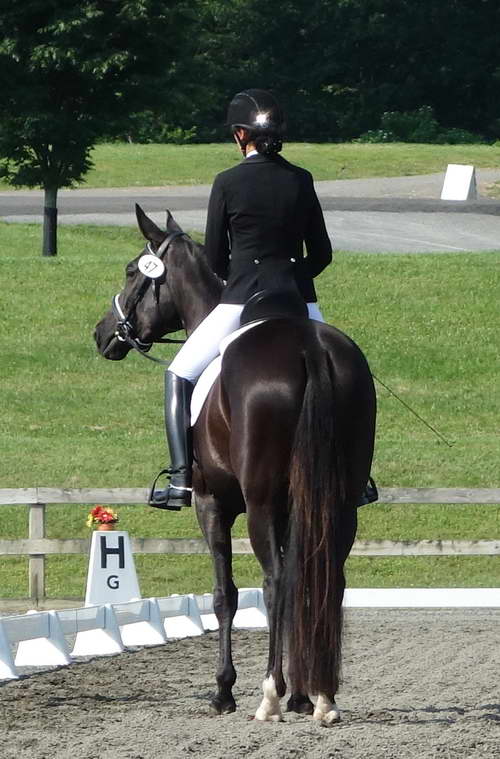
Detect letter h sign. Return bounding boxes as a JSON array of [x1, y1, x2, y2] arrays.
[[100, 535, 125, 569], [84, 530, 141, 605]]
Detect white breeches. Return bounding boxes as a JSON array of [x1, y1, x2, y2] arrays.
[[169, 302, 325, 383]]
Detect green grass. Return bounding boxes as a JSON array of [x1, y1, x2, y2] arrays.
[[1, 142, 500, 189], [0, 222, 499, 598]]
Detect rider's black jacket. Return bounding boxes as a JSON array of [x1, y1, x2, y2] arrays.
[[204, 153, 332, 304]]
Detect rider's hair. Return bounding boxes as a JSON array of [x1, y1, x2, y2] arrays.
[[245, 129, 283, 156]]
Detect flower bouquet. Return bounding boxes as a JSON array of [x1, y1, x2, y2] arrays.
[[86, 505, 119, 531]]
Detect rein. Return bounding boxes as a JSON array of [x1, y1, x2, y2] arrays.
[[112, 231, 186, 365]]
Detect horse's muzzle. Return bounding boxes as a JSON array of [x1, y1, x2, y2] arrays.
[[94, 314, 131, 361]]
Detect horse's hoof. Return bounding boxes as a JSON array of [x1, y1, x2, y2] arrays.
[[254, 709, 283, 722], [313, 708, 341, 726], [210, 696, 236, 715], [286, 694, 314, 715]]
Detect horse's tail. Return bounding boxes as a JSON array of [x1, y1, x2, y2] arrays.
[[284, 347, 346, 696]]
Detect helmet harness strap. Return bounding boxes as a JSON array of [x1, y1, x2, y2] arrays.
[[234, 130, 248, 157]]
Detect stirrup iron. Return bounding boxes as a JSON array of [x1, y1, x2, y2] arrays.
[[148, 468, 191, 511], [357, 477, 378, 507]]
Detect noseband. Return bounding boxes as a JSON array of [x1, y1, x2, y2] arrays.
[[111, 231, 185, 364]]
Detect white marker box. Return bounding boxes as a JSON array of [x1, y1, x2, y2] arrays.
[[441, 164, 477, 201]]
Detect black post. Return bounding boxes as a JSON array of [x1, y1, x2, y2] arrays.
[[42, 186, 58, 256]]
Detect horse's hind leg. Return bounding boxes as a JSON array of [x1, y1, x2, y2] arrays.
[[312, 693, 341, 725], [312, 524, 354, 726], [196, 492, 239, 715], [246, 504, 287, 722], [286, 692, 314, 715], [286, 651, 313, 714]]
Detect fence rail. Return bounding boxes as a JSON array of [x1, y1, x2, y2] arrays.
[[1, 488, 499, 601], [2, 487, 500, 505]]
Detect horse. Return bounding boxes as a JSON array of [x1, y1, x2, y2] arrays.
[[94, 205, 376, 725]]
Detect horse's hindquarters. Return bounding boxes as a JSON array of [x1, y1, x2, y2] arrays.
[[196, 318, 375, 717]]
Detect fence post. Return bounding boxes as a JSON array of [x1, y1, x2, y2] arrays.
[[29, 503, 46, 603]]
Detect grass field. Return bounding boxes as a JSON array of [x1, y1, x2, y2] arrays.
[[1, 142, 500, 189], [1, 222, 499, 599]]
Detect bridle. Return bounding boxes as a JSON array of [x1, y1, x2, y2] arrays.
[[111, 231, 186, 364]]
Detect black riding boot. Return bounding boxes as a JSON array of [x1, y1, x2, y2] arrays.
[[357, 477, 378, 507], [149, 372, 193, 511]]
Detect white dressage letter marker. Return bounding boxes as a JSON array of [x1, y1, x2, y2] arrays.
[[84, 531, 141, 606], [441, 164, 477, 201]]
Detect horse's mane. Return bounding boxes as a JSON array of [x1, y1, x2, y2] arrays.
[[185, 237, 225, 303]]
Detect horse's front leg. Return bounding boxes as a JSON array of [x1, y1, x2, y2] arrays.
[[196, 492, 238, 715]]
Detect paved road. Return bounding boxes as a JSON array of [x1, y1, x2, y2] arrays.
[[2, 170, 500, 252]]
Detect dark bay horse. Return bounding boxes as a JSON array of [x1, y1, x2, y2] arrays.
[[94, 205, 376, 724]]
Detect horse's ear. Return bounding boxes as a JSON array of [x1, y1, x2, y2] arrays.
[[135, 203, 164, 245], [166, 209, 183, 234]]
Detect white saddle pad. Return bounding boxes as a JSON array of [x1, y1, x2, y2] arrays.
[[190, 321, 264, 425]]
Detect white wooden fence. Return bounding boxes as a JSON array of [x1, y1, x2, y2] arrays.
[[1, 488, 499, 601]]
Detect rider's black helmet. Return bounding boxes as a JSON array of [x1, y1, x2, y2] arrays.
[[226, 89, 285, 134]]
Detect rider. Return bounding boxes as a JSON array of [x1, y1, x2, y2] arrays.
[[150, 88, 377, 510]]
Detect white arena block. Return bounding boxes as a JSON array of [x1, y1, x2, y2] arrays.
[[343, 588, 500, 607], [157, 594, 204, 638], [113, 598, 166, 647], [195, 589, 269, 630], [234, 588, 268, 629], [14, 610, 71, 667], [85, 530, 141, 606], [69, 604, 125, 657], [441, 164, 477, 200], [0, 620, 18, 680], [194, 593, 219, 631]]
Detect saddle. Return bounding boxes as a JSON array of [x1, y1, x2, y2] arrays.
[[190, 289, 308, 427], [240, 288, 308, 326]]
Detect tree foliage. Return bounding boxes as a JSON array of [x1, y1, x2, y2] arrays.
[[181, 0, 500, 142], [1, 0, 499, 187], [0, 1, 194, 252], [0, 0, 194, 187]]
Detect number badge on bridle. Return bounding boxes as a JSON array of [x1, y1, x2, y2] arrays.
[[138, 253, 165, 279]]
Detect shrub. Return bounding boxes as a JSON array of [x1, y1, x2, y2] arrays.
[[124, 111, 198, 144], [435, 128, 481, 144], [358, 106, 482, 144]]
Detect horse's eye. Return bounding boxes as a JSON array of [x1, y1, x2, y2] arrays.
[[126, 263, 137, 277]]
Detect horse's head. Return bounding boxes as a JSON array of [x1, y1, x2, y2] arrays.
[[94, 205, 216, 361]]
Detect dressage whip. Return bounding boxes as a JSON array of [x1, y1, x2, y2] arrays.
[[372, 373, 454, 448]]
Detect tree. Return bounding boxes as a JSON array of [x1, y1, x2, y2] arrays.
[[189, 0, 500, 142], [0, 1, 193, 255]]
